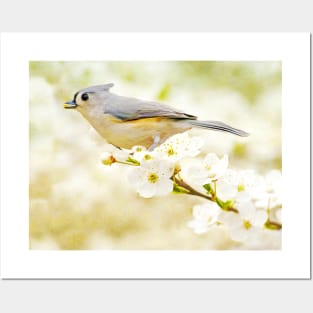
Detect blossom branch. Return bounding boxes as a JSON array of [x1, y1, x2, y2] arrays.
[[172, 175, 214, 201], [100, 133, 282, 243]]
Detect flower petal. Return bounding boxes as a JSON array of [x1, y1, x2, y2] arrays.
[[138, 182, 157, 198], [155, 178, 173, 196]]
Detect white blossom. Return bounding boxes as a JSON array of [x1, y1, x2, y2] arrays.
[[254, 170, 282, 210], [128, 159, 174, 198], [187, 153, 229, 185], [130, 146, 154, 163], [203, 153, 229, 183], [183, 135, 204, 157], [99, 132, 281, 249], [102, 144, 130, 162], [220, 201, 267, 242], [100, 152, 116, 165], [155, 133, 203, 161], [216, 169, 264, 203], [187, 202, 220, 234]]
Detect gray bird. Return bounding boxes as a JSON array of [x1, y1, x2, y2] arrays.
[[64, 83, 249, 150]]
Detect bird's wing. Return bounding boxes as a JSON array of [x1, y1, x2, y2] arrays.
[[105, 94, 197, 121]]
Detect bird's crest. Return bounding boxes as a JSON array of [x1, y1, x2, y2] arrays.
[[80, 83, 114, 93]]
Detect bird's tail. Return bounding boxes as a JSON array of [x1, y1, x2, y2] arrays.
[[187, 120, 249, 137]]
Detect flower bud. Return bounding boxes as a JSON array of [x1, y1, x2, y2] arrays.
[[100, 152, 116, 166]]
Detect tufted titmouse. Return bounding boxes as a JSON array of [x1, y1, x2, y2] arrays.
[[64, 83, 249, 150]]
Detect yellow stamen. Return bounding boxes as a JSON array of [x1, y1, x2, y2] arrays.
[[167, 147, 175, 156], [144, 154, 152, 160], [243, 220, 252, 230], [148, 173, 159, 184]]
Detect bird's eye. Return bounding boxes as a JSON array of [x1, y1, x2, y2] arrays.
[[81, 93, 89, 101]]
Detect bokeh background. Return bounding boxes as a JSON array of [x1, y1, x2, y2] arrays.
[[29, 61, 281, 250]]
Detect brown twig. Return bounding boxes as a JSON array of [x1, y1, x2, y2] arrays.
[[172, 175, 214, 201]]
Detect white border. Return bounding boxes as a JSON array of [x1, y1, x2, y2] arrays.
[[0, 33, 310, 279]]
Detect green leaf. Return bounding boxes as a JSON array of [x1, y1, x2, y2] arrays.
[[215, 197, 236, 212], [202, 183, 212, 193], [173, 183, 189, 194], [126, 156, 140, 166], [216, 197, 225, 209], [224, 200, 235, 209]]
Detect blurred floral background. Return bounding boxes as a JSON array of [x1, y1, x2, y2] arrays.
[[29, 61, 281, 250]]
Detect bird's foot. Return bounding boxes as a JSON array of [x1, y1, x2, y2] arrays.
[[148, 134, 161, 151]]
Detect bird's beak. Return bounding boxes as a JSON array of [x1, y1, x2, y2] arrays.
[[64, 100, 77, 109]]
